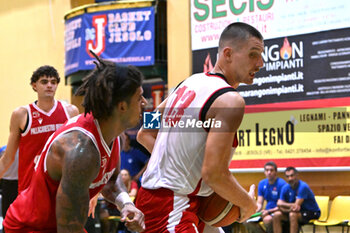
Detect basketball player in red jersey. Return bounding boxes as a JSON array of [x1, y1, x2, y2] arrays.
[[136, 22, 264, 233], [0, 65, 79, 193], [4, 54, 146, 233]]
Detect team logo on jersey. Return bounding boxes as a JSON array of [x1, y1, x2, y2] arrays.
[[38, 118, 43, 124], [32, 111, 40, 118], [143, 110, 161, 129]]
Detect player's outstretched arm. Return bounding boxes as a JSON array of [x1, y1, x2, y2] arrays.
[[53, 131, 100, 233]]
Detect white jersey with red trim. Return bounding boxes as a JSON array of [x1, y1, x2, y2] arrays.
[[142, 72, 238, 196]]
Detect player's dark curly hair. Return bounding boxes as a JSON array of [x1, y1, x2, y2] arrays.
[[30, 65, 60, 84], [75, 51, 143, 120]]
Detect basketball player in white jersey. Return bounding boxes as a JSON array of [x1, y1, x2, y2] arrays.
[[136, 22, 264, 233]]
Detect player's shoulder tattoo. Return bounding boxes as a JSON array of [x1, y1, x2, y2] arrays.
[[52, 131, 100, 177]]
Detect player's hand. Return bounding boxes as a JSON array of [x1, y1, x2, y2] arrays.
[[88, 194, 99, 218], [238, 184, 257, 223], [121, 203, 145, 232]]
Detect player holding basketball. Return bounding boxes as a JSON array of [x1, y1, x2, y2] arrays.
[[0, 65, 79, 193], [3, 55, 146, 232], [136, 22, 264, 233]]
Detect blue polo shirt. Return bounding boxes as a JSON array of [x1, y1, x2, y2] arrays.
[[120, 147, 149, 177], [280, 180, 320, 212], [258, 177, 286, 210]]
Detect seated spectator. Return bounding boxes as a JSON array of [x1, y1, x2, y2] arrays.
[[273, 167, 320, 233], [244, 161, 286, 233], [120, 133, 149, 185], [120, 169, 138, 201]]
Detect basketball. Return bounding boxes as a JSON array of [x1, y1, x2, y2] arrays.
[[197, 192, 240, 227]]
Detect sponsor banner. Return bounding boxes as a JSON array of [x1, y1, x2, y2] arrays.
[[231, 107, 350, 170], [139, 105, 350, 169], [194, 28, 350, 106], [240, 28, 350, 105], [191, 0, 350, 51], [65, 6, 155, 76], [192, 28, 350, 171]]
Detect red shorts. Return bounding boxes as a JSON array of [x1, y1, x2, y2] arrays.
[[136, 187, 205, 233]]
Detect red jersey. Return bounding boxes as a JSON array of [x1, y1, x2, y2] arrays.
[[4, 113, 120, 232], [18, 100, 70, 192]]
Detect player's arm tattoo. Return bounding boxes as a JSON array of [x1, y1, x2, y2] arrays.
[[55, 131, 100, 233]]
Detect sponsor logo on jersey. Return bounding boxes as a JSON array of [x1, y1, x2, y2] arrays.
[[31, 124, 64, 135]]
